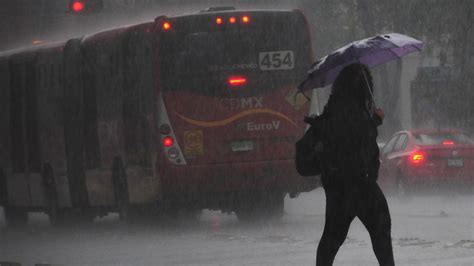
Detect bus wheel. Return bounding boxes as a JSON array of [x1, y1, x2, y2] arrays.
[[169, 209, 202, 222], [235, 191, 285, 222], [1, 168, 28, 227], [4, 207, 28, 227], [42, 163, 64, 226], [112, 156, 129, 222], [266, 191, 285, 219], [0, 167, 7, 206]]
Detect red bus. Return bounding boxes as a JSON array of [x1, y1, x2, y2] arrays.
[[156, 8, 316, 219], [0, 7, 318, 225]]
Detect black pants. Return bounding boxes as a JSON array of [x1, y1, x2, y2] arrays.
[[316, 178, 395, 266]]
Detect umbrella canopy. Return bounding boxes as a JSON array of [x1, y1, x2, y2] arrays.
[[298, 33, 424, 91]]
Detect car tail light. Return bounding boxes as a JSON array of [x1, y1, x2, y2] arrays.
[[228, 76, 247, 86], [163, 136, 174, 147], [410, 151, 425, 164], [229, 17, 236, 24], [241, 16, 250, 23], [216, 17, 223, 25]]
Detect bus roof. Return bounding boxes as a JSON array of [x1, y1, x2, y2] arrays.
[[0, 40, 66, 60], [163, 8, 300, 20], [0, 8, 301, 60]]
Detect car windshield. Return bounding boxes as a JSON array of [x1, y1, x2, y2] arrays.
[[414, 132, 474, 145]]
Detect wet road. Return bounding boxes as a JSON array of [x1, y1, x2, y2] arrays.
[[1, 188, 473, 265]]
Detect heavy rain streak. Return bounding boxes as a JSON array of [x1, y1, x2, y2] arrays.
[[0, 1, 473, 265]]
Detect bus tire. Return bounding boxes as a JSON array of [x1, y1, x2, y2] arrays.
[[266, 191, 285, 219], [1, 168, 28, 227], [4, 207, 28, 227], [42, 163, 64, 226], [0, 167, 7, 206], [112, 156, 129, 222], [235, 191, 285, 222], [167, 208, 202, 222]]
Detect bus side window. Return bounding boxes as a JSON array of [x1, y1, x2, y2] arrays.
[[9, 63, 26, 173], [10, 60, 41, 173], [25, 62, 41, 172]]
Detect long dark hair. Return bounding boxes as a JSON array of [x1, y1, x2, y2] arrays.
[[331, 63, 374, 106]]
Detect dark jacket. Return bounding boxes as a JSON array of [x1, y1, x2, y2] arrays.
[[320, 94, 381, 188]]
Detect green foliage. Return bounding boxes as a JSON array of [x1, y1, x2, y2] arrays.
[[302, 0, 473, 131]]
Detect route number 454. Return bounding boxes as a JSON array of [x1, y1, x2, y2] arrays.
[[259, 51, 294, 70]]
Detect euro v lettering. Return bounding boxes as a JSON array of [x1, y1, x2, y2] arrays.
[[247, 120, 280, 131]]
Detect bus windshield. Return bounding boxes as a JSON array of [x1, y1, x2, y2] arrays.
[[159, 12, 311, 95]]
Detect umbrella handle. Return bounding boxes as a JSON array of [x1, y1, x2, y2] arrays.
[[294, 79, 311, 102], [296, 87, 311, 102]]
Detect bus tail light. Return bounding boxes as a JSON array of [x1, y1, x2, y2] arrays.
[[410, 151, 425, 165], [228, 76, 247, 86], [157, 95, 187, 165], [162, 22, 172, 31], [442, 140, 454, 145], [163, 136, 174, 147]]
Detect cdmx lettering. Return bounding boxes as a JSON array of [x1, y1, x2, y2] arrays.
[[219, 97, 263, 110]]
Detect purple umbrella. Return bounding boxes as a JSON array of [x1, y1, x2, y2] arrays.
[[298, 33, 424, 91]]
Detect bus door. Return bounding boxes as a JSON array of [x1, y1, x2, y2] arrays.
[[36, 45, 72, 209], [0, 56, 11, 179], [0, 56, 11, 207], [9, 54, 44, 207], [62, 38, 90, 210], [82, 32, 126, 207], [122, 24, 159, 203]]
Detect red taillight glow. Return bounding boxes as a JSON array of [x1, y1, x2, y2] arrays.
[[410, 152, 425, 164], [442, 140, 454, 145], [32, 40, 45, 45], [216, 17, 223, 25], [163, 137, 174, 147], [72, 1, 85, 12], [228, 76, 247, 86], [229, 17, 237, 24], [162, 22, 171, 30], [241, 16, 250, 23]]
